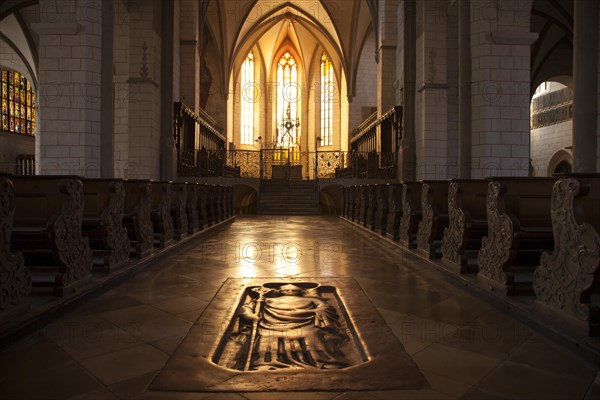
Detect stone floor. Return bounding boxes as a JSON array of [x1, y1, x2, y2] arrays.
[[0, 215, 598, 400]]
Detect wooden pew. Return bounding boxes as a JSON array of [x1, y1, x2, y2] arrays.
[[211, 185, 219, 224], [227, 186, 234, 218], [11, 176, 93, 296], [186, 183, 201, 234], [205, 185, 216, 226], [353, 186, 361, 222], [170, 182, 188, 240], [386, 184, 402, 241], [0, 176, 31, 310], [342, 187, 348, 218], [368, 184, 378, 231], [122, 180, 154, 258], [349, 186, 358, 221], [150, 181, 175, 248], [416, 181, 450, 259], [377, 184, 390, 236], [216, 185, 225, 222], [441, 180, 489, 273], [360, 185, 369, 227], [81, 179, 130, 273], [398, 182, 422, 249], [533, 174, 600, 336], [478, 177, 556, 296], [197, 184, 209, 229]]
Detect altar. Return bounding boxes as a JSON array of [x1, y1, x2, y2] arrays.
[[271, 164, 302, 180]]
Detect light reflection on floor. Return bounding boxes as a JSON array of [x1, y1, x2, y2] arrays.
[[0, 215, 598, 400]]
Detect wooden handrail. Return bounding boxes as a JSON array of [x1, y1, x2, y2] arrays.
[[350, 106, 401, 145]]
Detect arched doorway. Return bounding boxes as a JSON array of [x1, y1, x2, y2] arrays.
[[530, 81, 573, 176]]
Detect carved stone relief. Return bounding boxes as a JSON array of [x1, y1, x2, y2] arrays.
[[214, 282, 366, 371]]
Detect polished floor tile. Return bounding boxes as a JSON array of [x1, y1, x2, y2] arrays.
[[0, 215, 597, 399]]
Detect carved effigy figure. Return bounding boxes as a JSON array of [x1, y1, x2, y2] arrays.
[[226, 283, 351, 371]]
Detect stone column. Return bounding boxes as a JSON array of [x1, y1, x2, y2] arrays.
[[179, 0, 200, 112], [458, 0, 471, 178], [101, 0, 114, 178], [573, 0, 599, 173], [377, 0, 398, 116], [415, 0, 450, 180], [33, 0, 103, 177], [469, 0, 536, 178], [160, 0, 176, 180], [377, 0, 398, 154], [399, 0, 416, 181], [126, 0, 162, 179]]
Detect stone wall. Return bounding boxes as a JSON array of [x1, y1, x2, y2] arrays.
[[349, 29, 377, 132], [530, 120, 572, 176], [34, 0, 103, 177]]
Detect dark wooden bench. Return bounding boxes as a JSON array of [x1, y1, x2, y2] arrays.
[[386, 184, 402, 241], [368, 184, 378, 231], [150, 181, 175, 248], [170, 182, 188, 240], [226, 186, 234, 218], [359, 185, 369, 227], [477, 177, 556, 296], [349, 186, 358, 221], [377, 184, 390, 236], [533, 174, 600, 336], [416, 181, 450, 259], [0, 176, 30, 310], [186, 183, 201, 233], [81, 179, 130, 273], [441, 180, 489, 273], [353, 186, 362, 222], [341, 187, 348, 218], [204, 185, 215, 226], [398, 182, 423, 249], [122, 180, 154, 258], [197, 184, 209, 229], [11, 176, 93, 296], [216, 185, 225, 222]]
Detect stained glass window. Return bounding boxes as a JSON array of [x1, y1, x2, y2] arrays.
[[277, 52, 299, 148], [1, 70, 35, 135], [320, 53, 333, 146], [240, 52, 255, 145]]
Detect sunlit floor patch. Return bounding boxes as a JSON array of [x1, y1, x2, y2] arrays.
[[151, 277, 428, 392]]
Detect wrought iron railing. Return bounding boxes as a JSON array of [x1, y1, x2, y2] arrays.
[[220, 150, 397, 180]]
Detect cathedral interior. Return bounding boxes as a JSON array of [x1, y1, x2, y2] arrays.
[[0, 0, 600, 399]]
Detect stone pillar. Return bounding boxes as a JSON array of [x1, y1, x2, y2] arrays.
[[112, 0, 130, 178], [469, 0, 536, 178], [415, 0, 449, 180], [126, 0, 162, 179], [33, 0, 103, 177], [160, 0, 176, 180], [573, 0, 599, 173], [179, 0, 200, 112], [458, 0, 471, 178], [399, 0, 416, 181], [101, 0, 114, 178], [377, 0, 398, 153]]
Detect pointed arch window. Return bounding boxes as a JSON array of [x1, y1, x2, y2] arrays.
[[277, 52, 299, 148], [1, 70, 36, 135], [240, 51, 255, 145], [320, 53, 333, 146]]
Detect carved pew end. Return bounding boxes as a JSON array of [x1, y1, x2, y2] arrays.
[[28, 268, 94, 297]]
